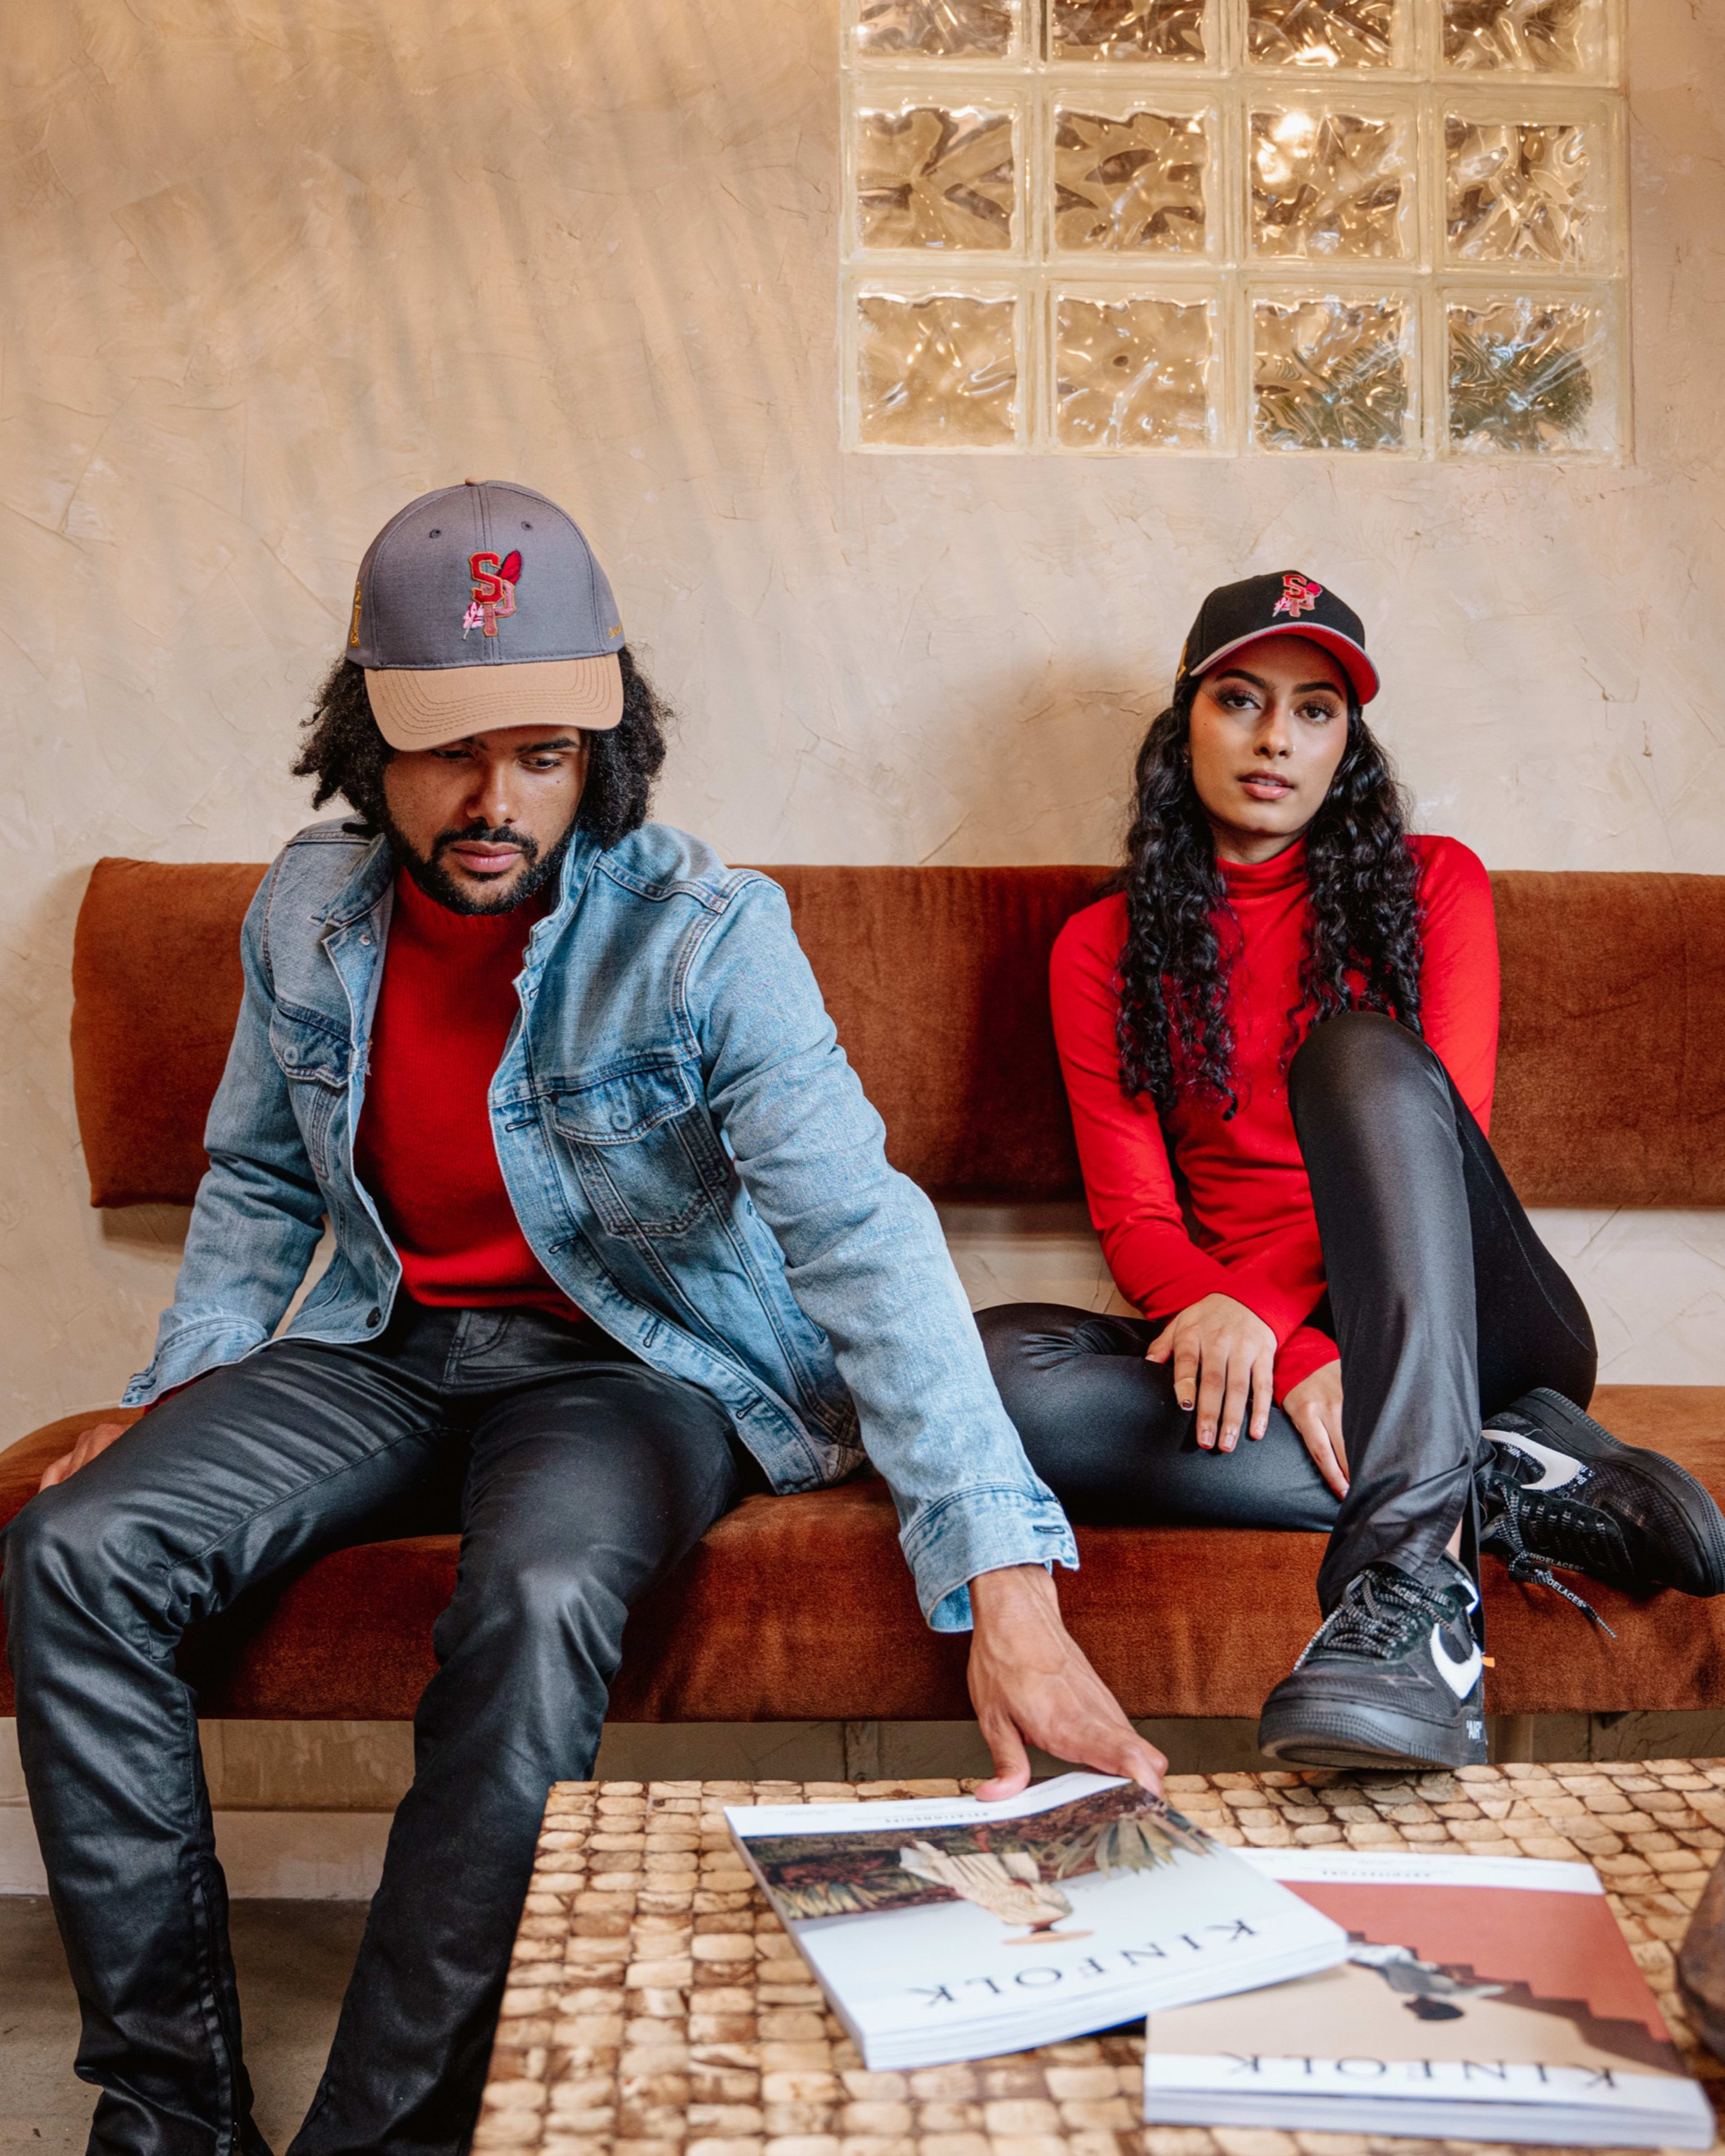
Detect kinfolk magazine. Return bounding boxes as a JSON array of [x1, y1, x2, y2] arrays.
[[1144, 1849, 1715, 2148], [725, 1773, 1349, 2070]]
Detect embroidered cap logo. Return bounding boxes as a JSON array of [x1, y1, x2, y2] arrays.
[[1272, 573, 1322, 621], [464, 549, 523, 638]]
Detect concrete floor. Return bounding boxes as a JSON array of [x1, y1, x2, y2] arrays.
[[0, 1899, 368, 2152]]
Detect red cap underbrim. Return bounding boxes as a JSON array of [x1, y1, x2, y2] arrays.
[[1186, 624, 1380, 705]]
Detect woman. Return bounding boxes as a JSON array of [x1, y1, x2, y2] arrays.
[[979, 570, 1725, 1773]]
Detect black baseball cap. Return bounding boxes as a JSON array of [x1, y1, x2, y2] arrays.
[[349, 480, 626, 750], [1177, 570, 1379, 705]]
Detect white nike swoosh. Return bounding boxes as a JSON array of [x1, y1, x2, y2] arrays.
[[1430, 1625, 1484, 1699], [1489, 1427, 1585, 1493]]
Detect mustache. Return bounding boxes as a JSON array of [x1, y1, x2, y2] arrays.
[[432, 822, 540, 866]]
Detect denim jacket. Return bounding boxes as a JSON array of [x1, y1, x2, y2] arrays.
[[124, 818, 1077, 1629]]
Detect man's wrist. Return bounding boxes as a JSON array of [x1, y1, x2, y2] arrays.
[[969, 1562, 1055, 1620]]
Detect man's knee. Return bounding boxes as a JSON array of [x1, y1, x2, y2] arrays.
[[435, 1551, 626, 1676], [3, 1478, 155, 1630]]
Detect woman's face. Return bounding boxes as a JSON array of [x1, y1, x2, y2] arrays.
[[1186, 633, 1352, 864]]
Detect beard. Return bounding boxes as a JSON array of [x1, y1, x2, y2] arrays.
[[380, 813, 575, 916]]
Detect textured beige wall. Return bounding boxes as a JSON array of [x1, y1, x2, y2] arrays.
[[2, 0, 1723, 1427]]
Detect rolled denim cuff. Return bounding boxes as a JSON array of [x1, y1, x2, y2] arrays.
[[903, 1485, 1080, 1634], [120, 1316, 267, 1408]]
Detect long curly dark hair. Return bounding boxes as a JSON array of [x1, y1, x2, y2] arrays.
[[292, 645, 672, 850], [1112, 676, 1424, 1117]]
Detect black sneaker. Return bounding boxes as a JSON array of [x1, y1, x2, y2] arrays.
[[1257, 1556, 1488, 1771], [1479, 1388, 1725, 1619]]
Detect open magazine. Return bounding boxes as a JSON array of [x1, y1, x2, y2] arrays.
[[1145, 1847, 1716, 2149], [725, 1773, 1348, 2069]]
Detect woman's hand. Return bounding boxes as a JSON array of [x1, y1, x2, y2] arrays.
[[1283, 1359, 1348, 1499], [1146, 1293, 1276, 1452], [38, 1420, 129, 1491]]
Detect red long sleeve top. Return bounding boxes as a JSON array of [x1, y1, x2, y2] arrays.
[[1049, 836, 1498, 1402], [354, 870, 582, 1321]]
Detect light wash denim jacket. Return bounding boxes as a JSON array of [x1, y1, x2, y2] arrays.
[[124, 817, 1077, 1630]]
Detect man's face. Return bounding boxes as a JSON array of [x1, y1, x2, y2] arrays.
[[380, 725, 591, 914]]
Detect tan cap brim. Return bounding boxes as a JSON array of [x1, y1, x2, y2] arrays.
[[365, 654, 624, 751]]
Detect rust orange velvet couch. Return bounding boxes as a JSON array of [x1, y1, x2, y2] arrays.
[[2, 861, 1724, 1726]]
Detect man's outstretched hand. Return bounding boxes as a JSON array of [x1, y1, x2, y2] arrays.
[[967, 1563, 1166, 1802]]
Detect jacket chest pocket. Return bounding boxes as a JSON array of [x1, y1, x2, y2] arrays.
[[548, 1059, 730, 1238], [269, 1007, 351, 1183]]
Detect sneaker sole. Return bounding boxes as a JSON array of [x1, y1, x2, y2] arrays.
[[1500, 1387, 1725, 1597], [1257, 1697, 1486, 1773]]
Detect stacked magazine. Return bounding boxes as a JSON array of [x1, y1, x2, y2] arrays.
[[1144, 1847, 1715, 2149], [725, 1772, 1349, 2069]]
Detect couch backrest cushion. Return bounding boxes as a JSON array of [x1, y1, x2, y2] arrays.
[[71, 857, 1725, 1211]]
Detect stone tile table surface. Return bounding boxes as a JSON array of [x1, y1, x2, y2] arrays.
[[476, 1763, 1725, 2156]]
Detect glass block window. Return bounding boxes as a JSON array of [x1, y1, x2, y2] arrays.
[[840, 0, 1626, 455]]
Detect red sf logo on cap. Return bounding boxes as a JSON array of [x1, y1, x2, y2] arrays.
[[1272, 573, 1322, 620], [464, 549, 522, 639]]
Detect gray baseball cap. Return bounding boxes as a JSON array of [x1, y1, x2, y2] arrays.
[[348, 479, 625, 750]]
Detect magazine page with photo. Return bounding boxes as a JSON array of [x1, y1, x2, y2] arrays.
[[1145, 1848, 1715, 2148], [725, 1774, 1348, 2070]]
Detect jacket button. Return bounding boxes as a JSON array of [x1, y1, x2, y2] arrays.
[[611, 1110, 632, 1130], [366, 1308, 382, 1327]]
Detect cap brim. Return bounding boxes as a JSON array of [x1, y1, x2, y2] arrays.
[[1187, 625, 1379, 705], [365, 654, 624, 750]]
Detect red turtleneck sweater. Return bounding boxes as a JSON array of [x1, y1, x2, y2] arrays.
[[354, 870, 580, 1320], [1049, 836, 1498, 1402]]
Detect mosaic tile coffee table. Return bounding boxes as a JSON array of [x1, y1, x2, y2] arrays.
[[475, 1763, 1725, 2156]]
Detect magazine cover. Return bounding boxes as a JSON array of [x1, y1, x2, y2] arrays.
[[725, 1773, 1348, 2070], [1145, 1848, 1715, 2148]]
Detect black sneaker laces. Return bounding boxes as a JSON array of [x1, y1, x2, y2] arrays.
[[1296, 1564, 1463, 1670], [1481, 1468, 1617, 1636]]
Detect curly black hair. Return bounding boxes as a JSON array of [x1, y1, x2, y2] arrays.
[[291, 645, 671, 850], [1111, 675, 1424, 1118]]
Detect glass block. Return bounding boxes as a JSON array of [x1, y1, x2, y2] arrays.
[[1247, 0, 1399, 68], [1052, 105, 1211, 254], [1252, 291, 1414, 450], [1048, 0, 1209, 62], [1053, 291, 1218, 447], [1444, 112, 1602, 269], [854, 289, 1022, 446], [1442, 0, 1607, 76], [854, 104, 1019, 252], [1446, 291, 1611, 453], [854, 0, 1017, 60], [1250, 102, 1416, 259]]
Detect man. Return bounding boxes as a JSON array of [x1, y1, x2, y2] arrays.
[[5, 481, 1162, 2155]]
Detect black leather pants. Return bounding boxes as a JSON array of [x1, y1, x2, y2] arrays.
[[979, 1011, 1598, 1612], [2, 1302, 753, 2156]]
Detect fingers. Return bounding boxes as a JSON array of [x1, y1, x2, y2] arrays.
[[1248, 1341, 1274, 1441], [967, 1568, 1163, 1803], [1218, 1348, 1252, 1454], [36, 1420, 127, 1493], [1291, 1405, 1349, 1500], [973, 1709, 1032, 1803], [1170, 1334, 1199, 1414], [1145, 1324, 1173, 1365], [1094, 1727, 1167, 1794], [1312, 1428, 1349, 1501], [1195, 1347, 1227, 1450]]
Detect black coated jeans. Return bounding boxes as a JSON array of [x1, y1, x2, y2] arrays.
[[2, 1302, 754, 2156], [979, 1011, 1599, 1613]]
